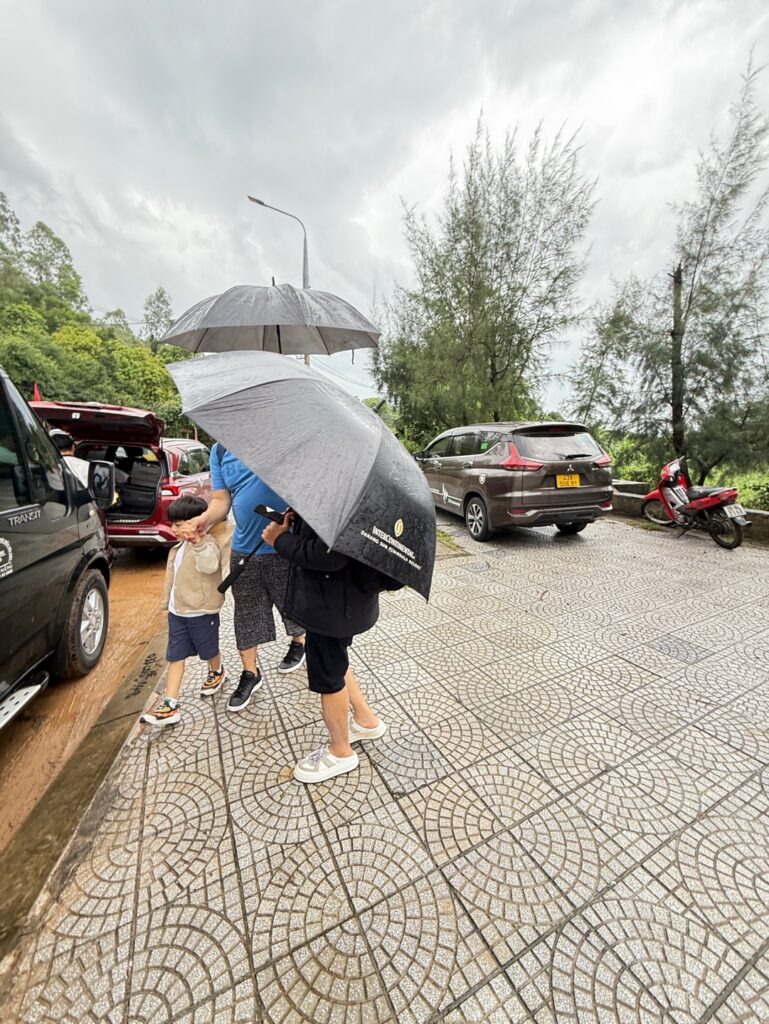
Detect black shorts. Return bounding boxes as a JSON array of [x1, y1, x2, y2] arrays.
[[305, 633, 352, 694], [167, 612, 220, 663]]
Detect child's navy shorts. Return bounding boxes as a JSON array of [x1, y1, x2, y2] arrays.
[[167, 612, 220, 662]]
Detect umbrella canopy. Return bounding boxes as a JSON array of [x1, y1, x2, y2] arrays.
[[168, 351, 436, 599], [162, 282, 380, 356]]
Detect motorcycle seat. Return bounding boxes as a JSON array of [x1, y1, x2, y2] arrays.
[[687, 486, 731, 499]]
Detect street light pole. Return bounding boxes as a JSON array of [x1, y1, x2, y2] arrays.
[[248, 195, 312, 365]]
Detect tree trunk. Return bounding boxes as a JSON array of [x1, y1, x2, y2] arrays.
[[670, 263, 686, 456]]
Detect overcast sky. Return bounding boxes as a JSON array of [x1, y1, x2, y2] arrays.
[[1, 0, 767, 407]]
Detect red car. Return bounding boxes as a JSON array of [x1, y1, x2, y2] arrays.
[[32, 401, 213, 547]]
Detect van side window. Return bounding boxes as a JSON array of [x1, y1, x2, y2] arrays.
[[452, 433, 478, 457], [426, 436, 453, 457], [0, 386, 29, 511], [5, 379, 67, 516], [478, 431, 502, 453]]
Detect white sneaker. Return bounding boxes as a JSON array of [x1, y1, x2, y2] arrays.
[[293, 746, 359, 784], [349, 716, 388, 742]]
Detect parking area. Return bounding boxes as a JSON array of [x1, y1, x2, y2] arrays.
[[1, 514, 768, 1022]]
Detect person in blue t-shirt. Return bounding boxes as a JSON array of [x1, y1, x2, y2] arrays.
[[180, 443, 305, 711]]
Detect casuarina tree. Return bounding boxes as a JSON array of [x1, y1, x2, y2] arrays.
[[142, 285, 173, 353], [572, 61, 769, 483], [372, 117, 596, 441]]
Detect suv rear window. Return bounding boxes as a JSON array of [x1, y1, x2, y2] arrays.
[[514, 430, 602, 461]]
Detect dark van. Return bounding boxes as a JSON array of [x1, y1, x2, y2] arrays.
[[0, 367, 115, 729]]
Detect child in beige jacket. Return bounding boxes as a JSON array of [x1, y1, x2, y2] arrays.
[[141, 496, 232, 727]]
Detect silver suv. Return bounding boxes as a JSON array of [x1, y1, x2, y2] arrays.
[[415, 421, 613, 540]]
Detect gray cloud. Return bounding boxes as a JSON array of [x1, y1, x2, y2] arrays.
[[1, 0, 767, 404]]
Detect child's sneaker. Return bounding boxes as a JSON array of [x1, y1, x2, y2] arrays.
[[201, 664, 226, 697], [140, 698, 180, 727]]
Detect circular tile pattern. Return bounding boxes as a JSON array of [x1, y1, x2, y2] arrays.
[[52, 775, 229, 938], [674, 815, 769, 944], [553, 897, 743, 1022], [257, 918, 391, 1024], [128, 905, 251, 1023]]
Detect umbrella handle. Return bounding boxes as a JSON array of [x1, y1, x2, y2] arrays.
[[218, 539, 266, 593]]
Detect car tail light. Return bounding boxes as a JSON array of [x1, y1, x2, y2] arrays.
[[594, 451, 612, 467], [509, 507, 526, 515], [501, 442, 544, 470], [600, 501, 613, 509], [161, 480, 180, 497]]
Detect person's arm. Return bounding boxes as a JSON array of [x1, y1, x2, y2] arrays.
[[190, 535, 222, 574], [181, 442, 232, 539], [263, 516, 348, 572]]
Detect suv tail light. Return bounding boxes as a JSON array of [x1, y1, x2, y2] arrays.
[[594, 451, 612, 467], [501, 441, 544, 471], [161, 480, 180, 497]]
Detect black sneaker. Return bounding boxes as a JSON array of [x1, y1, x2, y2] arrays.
[[278, 640, 306, 674], [226, 669, 262, 712]]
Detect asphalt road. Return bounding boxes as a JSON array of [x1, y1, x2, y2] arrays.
[[0, 548, 167, 854]]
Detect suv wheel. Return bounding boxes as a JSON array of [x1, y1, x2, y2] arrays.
[[55, 569, 109, 678], [556, 522, 588, 535], [465, 496, 493, 541]]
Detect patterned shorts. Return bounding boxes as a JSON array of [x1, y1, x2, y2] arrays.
[[230, 551, 303, 650]]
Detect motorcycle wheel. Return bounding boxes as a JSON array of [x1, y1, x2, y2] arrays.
[[710, 509, 744, 550], [641, 499, 672, 526]]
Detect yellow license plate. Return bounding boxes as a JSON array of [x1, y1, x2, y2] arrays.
[[556, 473, 580, 488]]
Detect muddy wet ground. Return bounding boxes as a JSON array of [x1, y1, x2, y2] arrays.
[[0, 548, 167, 854]]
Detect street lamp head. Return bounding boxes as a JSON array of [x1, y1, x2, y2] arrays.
[[247, 195, 265, 206]]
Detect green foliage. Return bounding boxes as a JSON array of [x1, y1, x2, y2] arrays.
[[570, 62, 769, 483], [0, 191, 198, 438], [374, 116, 595, 440], [142, 286, 173, 353], [709, 466, 769, 510]]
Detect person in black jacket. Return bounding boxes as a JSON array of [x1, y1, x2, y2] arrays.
[[262, 513, 387, 784]]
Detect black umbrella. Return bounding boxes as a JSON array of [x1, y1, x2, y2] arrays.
[[167, 351, 436, 599], [161, 283, 380, 356]]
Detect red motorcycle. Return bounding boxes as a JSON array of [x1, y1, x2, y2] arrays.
[[642, 457, 750, 549]]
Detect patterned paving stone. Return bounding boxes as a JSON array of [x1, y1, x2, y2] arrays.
[[126, 903, 253, 1023], [399, 773, 502, 866], [360, 872, 503, 1024], [513, 710, 650, 793], [512, 796, 653, 909], [395, 680, 469, 728], [443, 830, 574, 961], [710, 963, 769, 1023], [366, 727, 455, 795], [468, 677, 574, 741], [577, 877, 748, 1022], [462, 748, 560, 828], [645, 799, 769, 958], [440, 975, 535, 1024], [244, 832, 351, 967], [548, 919, 675, 1023], [325, 798, 437, 914], [427, 710, 510, 771], [255, 917, 393, 1023], [4, 516, 769, 1024]]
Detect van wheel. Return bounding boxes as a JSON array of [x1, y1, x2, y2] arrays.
[[556, 522, 588, 535], [55, 569, 109, 678], [465, 496, 493, 541]]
